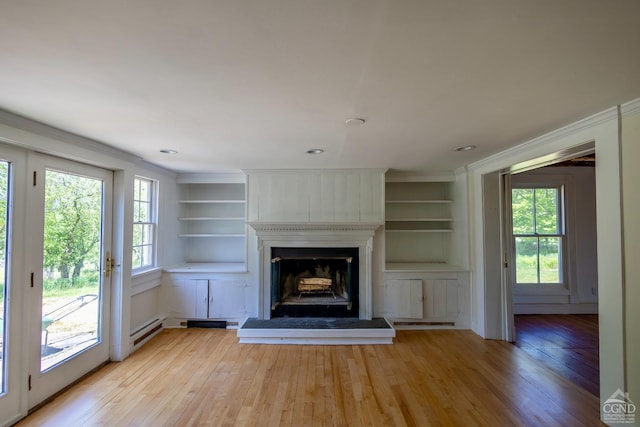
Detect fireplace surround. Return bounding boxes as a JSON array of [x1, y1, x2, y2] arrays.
[[250, 223, 380, 319]]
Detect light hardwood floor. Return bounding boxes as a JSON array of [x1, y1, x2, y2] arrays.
[[17, 328, 604, 426]]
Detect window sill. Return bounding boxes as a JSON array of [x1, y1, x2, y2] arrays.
[[131, 267, 163, 296], [514, 284, 570, 296]]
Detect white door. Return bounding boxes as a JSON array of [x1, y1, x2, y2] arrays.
[[27, 154, 113, 407]]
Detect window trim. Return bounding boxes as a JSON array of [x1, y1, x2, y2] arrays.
[[132, 176, 158, 274]]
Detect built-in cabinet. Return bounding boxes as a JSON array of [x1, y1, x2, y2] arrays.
[[382, 273, 469, 326], [165, 278, 248, 320], [176, 174, 247, 269], [163, 169, 470, 329]]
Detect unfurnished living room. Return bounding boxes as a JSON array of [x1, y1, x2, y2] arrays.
[[0, 1, 639, 426]]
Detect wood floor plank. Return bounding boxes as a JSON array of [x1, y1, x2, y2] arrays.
[[515, 314, 600, 397], [16, 328, 605, 427]]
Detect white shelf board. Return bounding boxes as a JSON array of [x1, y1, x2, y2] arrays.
[[385, 200, 452, 204], [178, 217, 245, 221], [386, 218, 453, 222], [179, 200, 245, 204], [385, 229, 452, 233], [178, 233, 245, 237], [165, 262, 247, 273]]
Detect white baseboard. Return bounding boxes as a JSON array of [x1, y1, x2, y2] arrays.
[[514, 303, 598, 315]]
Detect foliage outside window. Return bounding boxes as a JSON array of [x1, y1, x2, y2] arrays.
[[133, 177, 156, 271], [512, 186, 563, 284]]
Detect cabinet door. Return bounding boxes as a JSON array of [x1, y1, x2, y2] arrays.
[[195, 280, 209, 318], [166, 279, 197, 318], [426, 279, 459, 318], [384, 279, 423, 319], [166, 279, 210, 319], [208, 280, 247, 319]]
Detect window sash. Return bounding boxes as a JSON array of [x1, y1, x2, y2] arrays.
[[512, 184, 565, 285], [132, 178, 157, 272]]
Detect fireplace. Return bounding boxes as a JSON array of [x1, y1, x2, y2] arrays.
[[250, 222, 380, 320], [270, 247, 359, 318]]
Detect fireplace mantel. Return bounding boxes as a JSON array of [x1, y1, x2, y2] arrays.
[[250, 222, 381, 320]]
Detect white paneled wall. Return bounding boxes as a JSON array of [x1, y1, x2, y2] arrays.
[[246, 169, 385, 224]]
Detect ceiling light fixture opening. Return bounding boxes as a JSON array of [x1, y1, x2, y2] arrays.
[[345, 117, 366, 126], [160, 149, 178, 154], [453, 145, 477, 152], [306, 148, 325, 154]]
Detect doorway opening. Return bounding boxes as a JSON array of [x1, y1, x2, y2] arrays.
[[504, 152, 599, 396]]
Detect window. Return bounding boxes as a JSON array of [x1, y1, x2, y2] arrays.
[[132, 177, 157, 271], [512, 186, 564, 284]]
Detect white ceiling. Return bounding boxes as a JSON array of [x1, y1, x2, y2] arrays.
[[1, 1, 639, 173]]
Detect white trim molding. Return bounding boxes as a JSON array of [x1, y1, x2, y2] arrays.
[[621, 98, 640, 116]]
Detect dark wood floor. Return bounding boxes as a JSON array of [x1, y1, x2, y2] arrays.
[[514, 314, 599, 397]]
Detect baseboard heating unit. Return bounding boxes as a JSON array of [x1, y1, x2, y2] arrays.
[[130, 317, 164, 353]]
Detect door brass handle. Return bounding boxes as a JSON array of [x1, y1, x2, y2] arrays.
[[104, 252, 120, 277]]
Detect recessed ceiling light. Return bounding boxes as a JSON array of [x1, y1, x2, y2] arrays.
[[345, 117, 366, 126], [160, 149, 178, 154], [453, 145, 477, 152], [305, 148, 324, 154]]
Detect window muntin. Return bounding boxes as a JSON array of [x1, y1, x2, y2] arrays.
[[132, 177, 157, 271], [512, 186, 563, 284]]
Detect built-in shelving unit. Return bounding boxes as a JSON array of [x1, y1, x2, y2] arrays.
[[175, 175, 247, 271], [384, 178, 456, 270]]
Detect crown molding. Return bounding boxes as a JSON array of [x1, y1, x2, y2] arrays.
[[621, 97, 640, 116], [467, 106, 617, 172]]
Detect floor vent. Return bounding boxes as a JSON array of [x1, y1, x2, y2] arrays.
[[187, 320, 227, 329]]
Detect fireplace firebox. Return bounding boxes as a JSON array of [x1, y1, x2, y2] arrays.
[[270, 247, 359, 318]]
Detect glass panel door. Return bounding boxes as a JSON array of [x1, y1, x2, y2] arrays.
[[40, 170, 103, 371], [28, 154, 112, 408]]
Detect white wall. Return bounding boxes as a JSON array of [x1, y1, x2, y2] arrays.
[[621, 106, 640, 419]]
